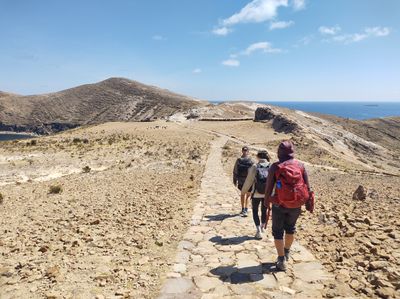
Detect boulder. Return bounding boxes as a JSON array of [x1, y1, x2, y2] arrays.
[[353, 185, 367, 201], [254, 107, 276, 121], [254, 107, 301, 133]]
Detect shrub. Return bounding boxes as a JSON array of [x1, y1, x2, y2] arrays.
[[49, 185, 62, 194], [82, 166, 91, 173], [27, 139, 37, 146]]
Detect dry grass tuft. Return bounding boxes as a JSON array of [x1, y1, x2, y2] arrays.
[[49, 185, 62, 194]]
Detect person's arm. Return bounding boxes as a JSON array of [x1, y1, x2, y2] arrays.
[[302, 164, 311, 191], [233, 159, 239, 185], [241, 165, 256, 195], [264, 164, 277, 207]]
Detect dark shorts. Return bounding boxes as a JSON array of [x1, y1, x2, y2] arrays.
[[237, 179, 246, 191], [272, 204, 301, 240]]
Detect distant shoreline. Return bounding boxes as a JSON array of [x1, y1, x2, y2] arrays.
[[0, 131, 36, 135], [211, 101, 400, 120], [0, 132, 36, 142]]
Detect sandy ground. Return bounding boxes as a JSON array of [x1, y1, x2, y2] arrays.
[[0, 119, 399, 298], [0, 122, 212, 299]]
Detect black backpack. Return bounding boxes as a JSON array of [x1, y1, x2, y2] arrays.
[[237, 158, 253, 178], [255, 164, 269, 194]]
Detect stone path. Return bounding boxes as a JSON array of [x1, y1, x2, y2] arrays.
[[158, 136, 333, 299]]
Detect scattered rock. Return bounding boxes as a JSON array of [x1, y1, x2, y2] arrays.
[[38, 245, 49, 253], [376, 287, 397, 299], [353, 185, 367, 200], [45, 266, 60, 278], [370, 261, 388, 270]]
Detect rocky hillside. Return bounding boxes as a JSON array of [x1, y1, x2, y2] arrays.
[[250, 106, 400, 175], [0, 78, 206, 134]]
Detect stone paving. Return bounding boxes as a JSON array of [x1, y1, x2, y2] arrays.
[[158, 136, 334, 299]]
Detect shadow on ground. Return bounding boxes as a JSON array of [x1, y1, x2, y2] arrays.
[[210, 262, 280, 284], [209, 235, 257, 245], [204, 214, 238, 221]]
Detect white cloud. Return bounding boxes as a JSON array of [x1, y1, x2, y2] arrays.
[[152, 35, 166, 41], [270, 20, 294, 30], [213, 0, 293, 35], [212, 27, 232, 36], [292, 0, 306, 10], [222, 59, 240, 67], [328, 26, 391, 44], [365, 26, 390, 37], [319, 26, 341, 35], [293, 35, 314, 47], [192, 68, 202, 74], [222, 0, 288, 27], [243, 41, 282, 55], [222, 41, 281, 67]]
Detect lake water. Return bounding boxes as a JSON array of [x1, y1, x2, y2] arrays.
[[0, 133, 34, 142], [214, 101, 400, 120]]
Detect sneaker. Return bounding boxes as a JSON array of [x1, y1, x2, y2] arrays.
[[255, 230, 262, 240], [239, 209, 244, 216], [276, 257, 287, 271], [242, 210, 248, 217], [284, 248, 290, 261], [261, 223, 266, 233]]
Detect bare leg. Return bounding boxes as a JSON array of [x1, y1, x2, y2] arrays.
[[274, 239, 285, 257], [240, 193, 245, 209], [284, 233, 295, 250], [244, 192, 251, 209]]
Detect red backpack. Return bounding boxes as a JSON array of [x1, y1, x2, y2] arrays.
[[274, 160, 309, 208]]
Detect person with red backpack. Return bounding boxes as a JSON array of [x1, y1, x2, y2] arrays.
[[233, 146, 254, 217], [264, 140, 313, 271], [241, 150, 270, 239]]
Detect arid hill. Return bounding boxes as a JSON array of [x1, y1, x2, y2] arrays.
[[0, 78, 206, 134], [0, 91, 19, 98]]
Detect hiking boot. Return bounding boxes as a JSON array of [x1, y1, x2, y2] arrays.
[[276, 257, 287, 271], [255, 230, 262, 240], [284, 248, 290, 261]]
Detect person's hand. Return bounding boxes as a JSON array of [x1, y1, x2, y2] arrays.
[[264, 198, 270, 209]]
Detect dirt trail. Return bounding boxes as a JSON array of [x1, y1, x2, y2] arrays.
[[158, 136, 341, 299]]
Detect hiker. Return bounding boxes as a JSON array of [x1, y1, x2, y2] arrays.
[[233, 146, 253, 216], [264, 140, 312, 271], [241, 150, 270, 239]]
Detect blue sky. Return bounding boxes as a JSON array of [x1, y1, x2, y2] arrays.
[[0, 0, 399, 101]]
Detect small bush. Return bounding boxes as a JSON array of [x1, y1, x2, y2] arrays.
[[72, 138, 81, 143], [82, 166, 91, 173], [49, 185, 62, 194], [27, 139, 37, 146]]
